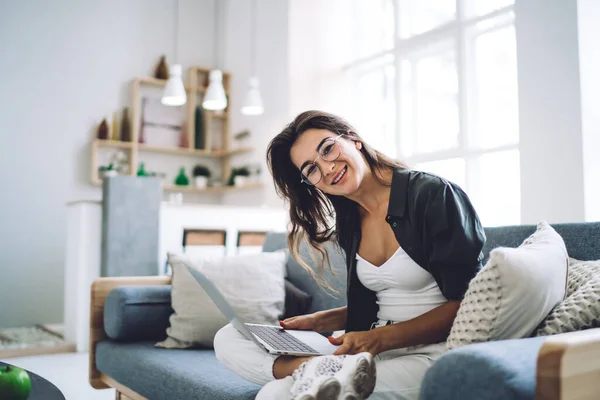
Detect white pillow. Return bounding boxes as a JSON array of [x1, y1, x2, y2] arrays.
[[156, 251, 287, 349], [535, 258, 600, 336], [447, 221, 568, 350]]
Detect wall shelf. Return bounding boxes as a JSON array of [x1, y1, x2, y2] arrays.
[[95, 139, 133, 149], [162, 183, 263, 194], [137, 143, 253, 158], [90, 66, 252, 196], [92, 178, 263, 195]]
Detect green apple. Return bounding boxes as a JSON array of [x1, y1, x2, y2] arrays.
[[0, 365, 31, 400]]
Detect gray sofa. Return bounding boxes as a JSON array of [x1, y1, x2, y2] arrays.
[[90, 222, 600, 400]]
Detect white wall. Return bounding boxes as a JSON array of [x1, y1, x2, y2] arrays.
[[515, 0, 586, 224], [0, 0, 288, 328], [288, 0, 354, 117], [220, 0, 289, 209], [577, 0, 600, 222]]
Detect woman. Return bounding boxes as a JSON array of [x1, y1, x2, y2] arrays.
[[214, 111, 485, 400]]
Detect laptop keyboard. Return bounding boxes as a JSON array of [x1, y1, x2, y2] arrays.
[[246, 325, 318, 353]]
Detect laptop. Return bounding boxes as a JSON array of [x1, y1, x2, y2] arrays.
[[184, 263, 339, 356]]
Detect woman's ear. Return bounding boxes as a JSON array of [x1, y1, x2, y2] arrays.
[[355, 141, 362, 150]]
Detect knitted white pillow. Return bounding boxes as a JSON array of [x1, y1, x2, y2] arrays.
[[447, 221, 568, 350], [535, 258, 600, 336]]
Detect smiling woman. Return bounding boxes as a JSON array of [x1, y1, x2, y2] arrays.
[[273, 112, 406, 280], [213, 110, 486, 400]]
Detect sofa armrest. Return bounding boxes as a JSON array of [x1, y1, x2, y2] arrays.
[[104, 286, 172, 341], [536, 328, 600, 400], [89, 276, 171, 389]]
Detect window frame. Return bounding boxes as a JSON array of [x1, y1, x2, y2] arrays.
[[346, 0, 519, 225]]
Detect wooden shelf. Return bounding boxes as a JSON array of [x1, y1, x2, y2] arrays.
[[137, 144, 253, 158], [211, 112, 229, 119], [135, 77, 206, 94], [95, 139, 133, 149], [211, 146, 255, 157], [163, 183, 263, 194], [92, 66, 241, 195], [92, 179, 263, 195]]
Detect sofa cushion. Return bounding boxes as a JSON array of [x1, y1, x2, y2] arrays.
[[96, 340, 260, 400], [535, 258, 600, 336], [263, 233, 347, 314], [157, 251, 287, 349], [447, 221, 568, 350], [104, 286, 172, 341], [420, 336, 546, 400], [283, 279, 313, 319], [482, 222, 600, 263]]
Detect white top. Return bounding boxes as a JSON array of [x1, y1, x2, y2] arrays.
[[356, 246, 447, 323]]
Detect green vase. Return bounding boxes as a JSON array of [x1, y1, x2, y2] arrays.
[[137, 162, 148, 177], [194, 107, 204, 150], [174, 167, 190, 186]]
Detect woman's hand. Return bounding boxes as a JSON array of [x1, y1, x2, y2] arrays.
[[279, 314, 319, 331], [328, 331, 382, 356]]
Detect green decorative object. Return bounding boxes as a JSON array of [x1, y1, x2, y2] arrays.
[[0, 365, 31, 400], [228, 166, 251, 186], [137, 162, 149, 177], [192, 165, 211, 178], [192, 165, 210, 189], [194, 106, 204, 150], [174, 167, 190, 186]]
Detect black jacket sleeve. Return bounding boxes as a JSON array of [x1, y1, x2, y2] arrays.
[[424, 181, 486, 300]]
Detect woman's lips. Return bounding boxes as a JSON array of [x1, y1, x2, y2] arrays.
[[331, 166, 348, 185]]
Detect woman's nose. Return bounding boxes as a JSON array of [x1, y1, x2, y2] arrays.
[[317, 159, 336, 175]]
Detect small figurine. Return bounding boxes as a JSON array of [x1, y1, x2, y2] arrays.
[[97, 118, 109, 140], [137, 162, 149, 177], [174, 167, 190, 186], [155, 55, 169, 80], [120, 108, 131, 142]]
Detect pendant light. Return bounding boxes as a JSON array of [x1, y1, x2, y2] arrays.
[[203, 0, 228, 111], [241, 0, 264, 115], [161, 0, 187, 106]]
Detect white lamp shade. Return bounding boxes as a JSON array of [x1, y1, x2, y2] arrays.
[[202, 69, 228, 111], [161, 64, 187, 106], [241, 77, 264, 116]]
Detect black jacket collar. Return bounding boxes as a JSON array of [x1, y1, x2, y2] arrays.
[[386, 168, 410, 218]]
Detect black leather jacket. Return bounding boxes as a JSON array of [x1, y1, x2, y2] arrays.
[[345, 168, 486, 333]]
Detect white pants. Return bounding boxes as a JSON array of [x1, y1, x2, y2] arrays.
[[214, 323, 446, 400]]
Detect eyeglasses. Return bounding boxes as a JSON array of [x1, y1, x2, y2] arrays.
[[300, 134, 345, 185]]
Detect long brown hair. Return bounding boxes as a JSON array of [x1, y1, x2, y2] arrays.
[[266, 110, 408, 291]]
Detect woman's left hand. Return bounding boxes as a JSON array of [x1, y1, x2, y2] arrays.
[[328, 330, 382, 356]]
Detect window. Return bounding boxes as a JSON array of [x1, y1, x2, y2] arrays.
[[349, 0, 519, 226]]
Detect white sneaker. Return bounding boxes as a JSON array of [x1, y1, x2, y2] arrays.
[[290, 352, 376, 400], [256, 376, 294, 400]]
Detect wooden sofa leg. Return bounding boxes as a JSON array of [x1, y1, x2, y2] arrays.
[[116, 392, 135, 400]]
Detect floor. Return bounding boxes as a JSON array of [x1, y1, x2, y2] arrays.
[[0, 324, 75, 359], [1, 352, 115, 400]]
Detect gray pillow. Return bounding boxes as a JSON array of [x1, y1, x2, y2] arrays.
[[284, 242, 347, 315], [282, 279, 313, 319]]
